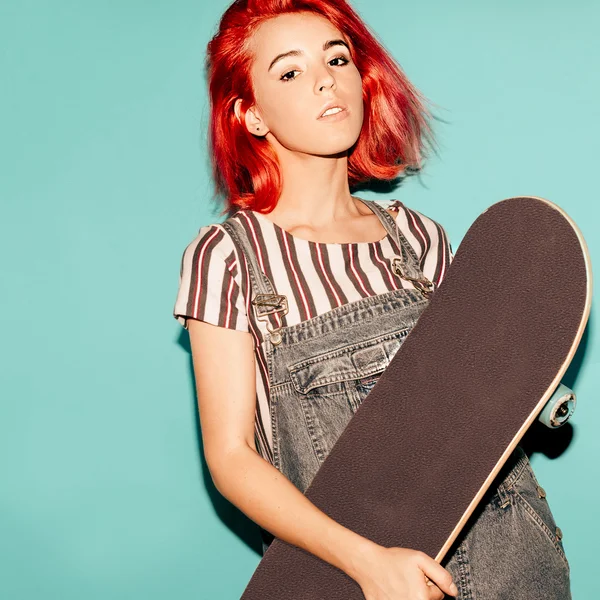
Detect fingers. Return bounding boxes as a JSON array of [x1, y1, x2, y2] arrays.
[[424, 576, 446, 600], [418, 553, 458, 597], [428, 589, 445, 600]]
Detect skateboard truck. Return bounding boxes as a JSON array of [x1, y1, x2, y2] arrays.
[[538, 382, 577, 428]]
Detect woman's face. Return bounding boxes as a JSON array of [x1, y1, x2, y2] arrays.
[[241, 12, 364, 157]]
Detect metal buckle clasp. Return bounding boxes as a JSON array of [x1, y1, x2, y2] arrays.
[[391, 257, 435, 299], [251, 293, 289, 345]]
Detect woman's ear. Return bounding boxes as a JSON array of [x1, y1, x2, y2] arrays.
[[234, 98, 267, 137]]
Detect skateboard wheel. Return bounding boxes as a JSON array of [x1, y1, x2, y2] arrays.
[[538, 383, 577, 428], [556, 527, 563, 541], [537, 485, 546, 499]]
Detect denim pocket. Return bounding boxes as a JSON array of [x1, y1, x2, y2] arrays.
[[288, 329, 409, 415], [507, 460, 570, 569]]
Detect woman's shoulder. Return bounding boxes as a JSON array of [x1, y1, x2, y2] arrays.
[[174, 220, 249, 331], [180, 219, 240, 261], [382, 199, 454, 282], [175, 219, 249, 296], [384, 199, 447, 232]]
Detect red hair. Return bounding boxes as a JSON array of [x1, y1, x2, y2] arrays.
[[206, 0, 437, 217]]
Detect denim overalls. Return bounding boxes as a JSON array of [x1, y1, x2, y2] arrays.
[[221, 199, 571, 599]]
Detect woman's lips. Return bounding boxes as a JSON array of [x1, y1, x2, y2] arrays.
[[317, 107, 349, 122]]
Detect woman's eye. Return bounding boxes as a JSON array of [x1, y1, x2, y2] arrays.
[[329, 55, 350, 67], [280, 69, 299, 82], [279, 55, 350, 83]]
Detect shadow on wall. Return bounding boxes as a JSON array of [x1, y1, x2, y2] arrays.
[[521, 312, 593, 460]]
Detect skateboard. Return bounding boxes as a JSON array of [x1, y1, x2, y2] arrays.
[[240, 196, 592, 599]]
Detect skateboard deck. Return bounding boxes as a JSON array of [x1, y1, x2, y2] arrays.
[[240, 196, 592, 599]]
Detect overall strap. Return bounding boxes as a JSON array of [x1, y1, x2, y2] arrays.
[[220, 217, 289, 344], [361, 198, 435, 298]]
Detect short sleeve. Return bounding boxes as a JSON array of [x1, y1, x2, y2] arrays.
[[386, 200, 454, 287], [173, 224, 249, 332]]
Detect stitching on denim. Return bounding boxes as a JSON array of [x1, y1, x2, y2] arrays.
[[277, 289, 427, 343], [456, 543, 474, 600], [282, 306, 422, 347], [511, 491, 569, 568], [291, 362, 389, 392], [289, 328, 409, 370], [270, 391, 280, 472], [365, 199, 421, 264], [498, 450, 529, 491], [288, 330, 410, 393], [297, 394, 326, 464]]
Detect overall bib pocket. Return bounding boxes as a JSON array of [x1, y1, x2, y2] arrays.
[[286, 330, 410, 462]]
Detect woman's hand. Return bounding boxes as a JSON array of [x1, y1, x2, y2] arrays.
[[352, 545, 458, 600]]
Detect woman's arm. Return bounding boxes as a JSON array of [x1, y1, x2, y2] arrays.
[[188, 319, 457, 599], [187, 318, 376, 579]]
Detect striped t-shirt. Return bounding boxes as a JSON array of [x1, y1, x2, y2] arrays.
[[173, 199, 453, 465]]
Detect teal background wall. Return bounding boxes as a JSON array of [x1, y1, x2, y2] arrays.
[[1, 1, 597, 598]]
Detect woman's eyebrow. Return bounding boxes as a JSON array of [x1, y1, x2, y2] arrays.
[[267, 39, 349, 72]]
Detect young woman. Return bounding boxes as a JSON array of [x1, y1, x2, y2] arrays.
[[173, 1, 572, 598]]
